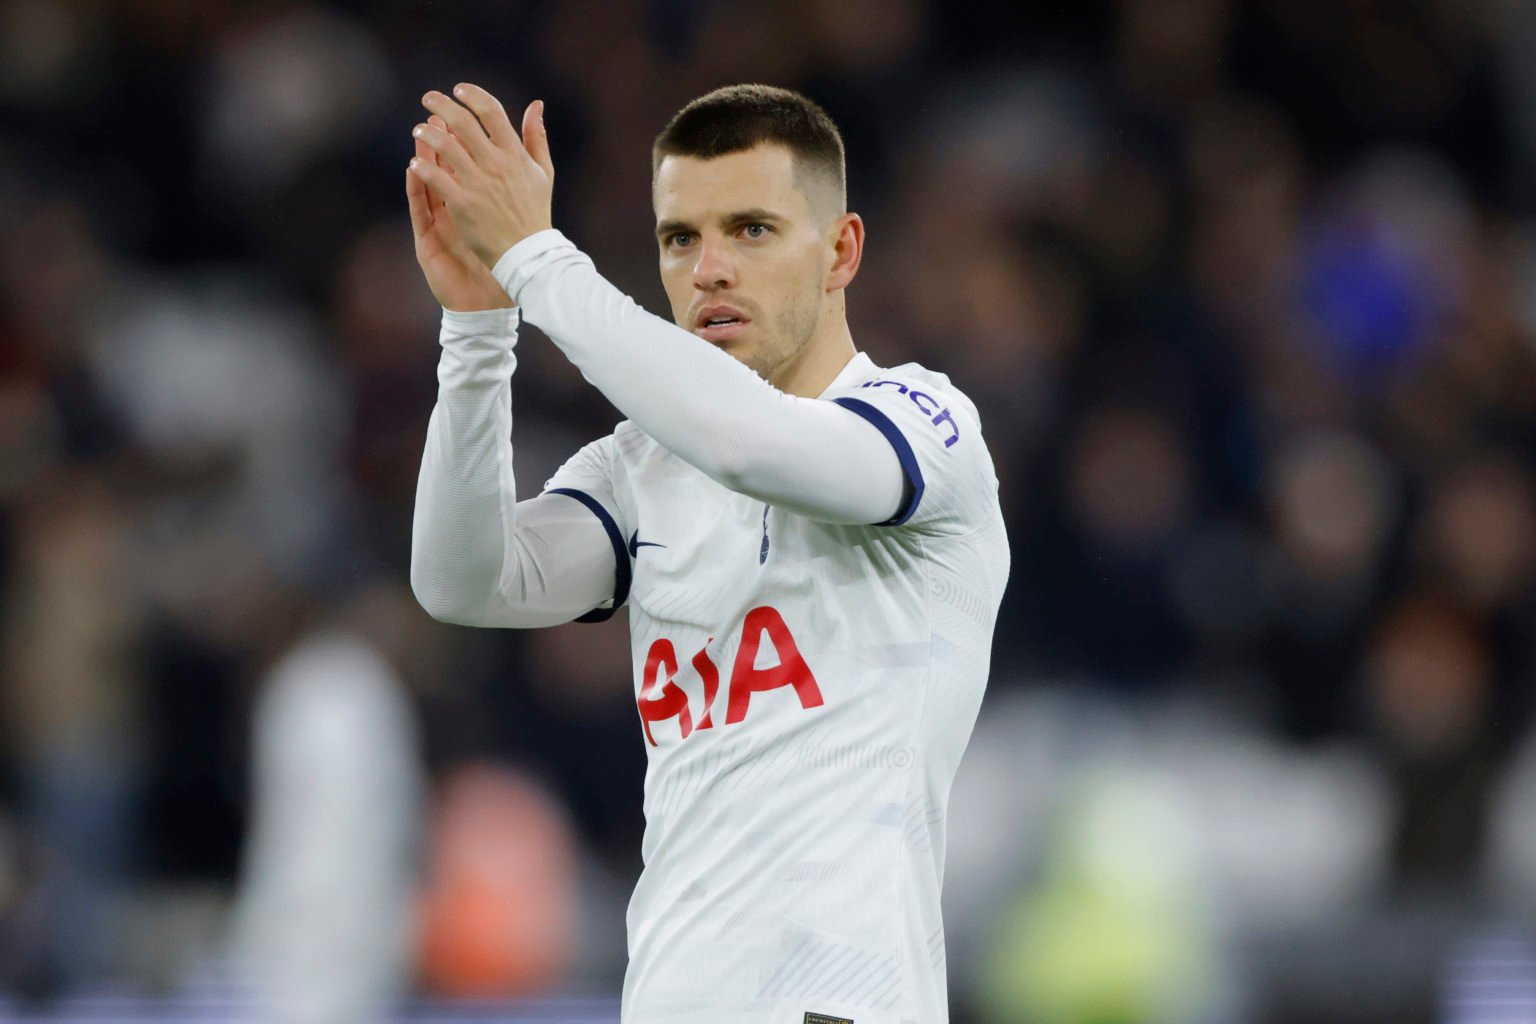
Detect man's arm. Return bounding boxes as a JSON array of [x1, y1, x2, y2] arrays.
[[409, 85, 909, 527], [410, 309, 619, 627], [493, 234, 909, 525], [407, 108, 619, 628]]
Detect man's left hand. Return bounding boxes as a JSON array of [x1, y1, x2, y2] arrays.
[[410, 84, 554, 269]]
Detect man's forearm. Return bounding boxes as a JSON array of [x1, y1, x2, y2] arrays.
[[410, 309, 614, 627], [493, 232, 906, 525], [410, 309, 521, 624]]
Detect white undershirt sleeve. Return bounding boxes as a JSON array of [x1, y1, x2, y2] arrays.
[[410, 308, 618, 628], [492, 230, 908, 526]]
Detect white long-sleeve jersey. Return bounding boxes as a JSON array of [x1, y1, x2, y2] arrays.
[[411, 230, 1008, 1023]]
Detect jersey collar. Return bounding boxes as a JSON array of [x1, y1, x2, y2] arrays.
[[817, 350, 879, 398]]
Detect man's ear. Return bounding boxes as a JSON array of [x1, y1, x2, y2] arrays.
[[826, 213, 864, 292]]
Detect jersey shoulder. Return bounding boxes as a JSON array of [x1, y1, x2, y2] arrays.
[[611, 418, 658, 458], [827, 355, 1002, 533], [546, 420, 658, 480], [833, 358, 985, 432], [828, 356, 992, 466]]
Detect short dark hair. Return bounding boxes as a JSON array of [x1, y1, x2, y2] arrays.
[[652, 84, 847, 218]]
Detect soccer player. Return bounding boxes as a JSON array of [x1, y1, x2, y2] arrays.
[[406, 82, 1008, 1024]]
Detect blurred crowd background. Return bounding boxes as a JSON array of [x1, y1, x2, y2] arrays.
[[2, 0, 1536, 1021]]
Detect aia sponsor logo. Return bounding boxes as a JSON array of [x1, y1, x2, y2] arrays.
[[637, 606, 822, 745]]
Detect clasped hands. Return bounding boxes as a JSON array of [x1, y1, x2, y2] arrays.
[[409, 83, 554, 269]]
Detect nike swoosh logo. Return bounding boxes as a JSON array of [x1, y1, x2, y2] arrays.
[[629, 530, 666, 559]]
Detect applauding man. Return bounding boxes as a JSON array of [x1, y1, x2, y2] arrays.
[[408, 81, 1008, 1024]]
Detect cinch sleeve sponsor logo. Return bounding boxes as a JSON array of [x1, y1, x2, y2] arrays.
[[859, 378, 960, 448]]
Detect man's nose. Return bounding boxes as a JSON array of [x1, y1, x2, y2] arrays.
[[692, 238, 736, 290]]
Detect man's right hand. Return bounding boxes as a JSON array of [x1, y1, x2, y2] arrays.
[[407, 115, 514, 312]]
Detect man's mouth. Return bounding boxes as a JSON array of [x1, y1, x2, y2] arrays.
[[693, 308, 752, 344]]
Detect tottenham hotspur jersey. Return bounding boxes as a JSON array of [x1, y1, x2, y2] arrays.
[[544, 350, 1008, 1024]]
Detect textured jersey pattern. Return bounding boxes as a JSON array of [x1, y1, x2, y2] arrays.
[[545, 353, 1009, 1024]]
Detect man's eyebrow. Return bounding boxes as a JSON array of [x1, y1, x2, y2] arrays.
[[722, 208, 787, 226], [655, 218, 694, 240], [654, 209, 789, 240]]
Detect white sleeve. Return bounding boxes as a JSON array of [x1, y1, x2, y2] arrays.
[[822, 371, 1001, 534], [490, 230, 908, 526], [409, 307, 622, 628]]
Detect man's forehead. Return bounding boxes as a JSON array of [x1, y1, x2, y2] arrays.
[[653, 144, 808, 221]]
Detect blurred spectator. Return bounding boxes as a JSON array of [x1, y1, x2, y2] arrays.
[[232, 585, 427, 1024], [417, 763, 577, 997], [1363, 593, 1503, 900], [1259, 429, 1399, 740], [980, 770, 1217, 1024], [0, 469, 142, 991]]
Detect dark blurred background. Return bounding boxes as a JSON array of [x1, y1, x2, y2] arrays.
[[2, 0, 1536, 1021]]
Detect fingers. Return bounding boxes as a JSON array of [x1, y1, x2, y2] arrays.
[[408, 156, 463, 207], [412, 121, 475, 176], [414, 125, 441, 196], [422, 89, 498, 166], [451, 83, 520, 151], [521, 100, 554, 178], [424, 117, 458, 188], [414, 121, 437, 169], [413, 125, 446, 211], [406, 166, 432, 238], [411, 82, 554, 260]]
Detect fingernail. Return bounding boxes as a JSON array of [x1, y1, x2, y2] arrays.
[[412, 126, 423, 137], [409, 157, 419, 168], [537, 100, 545, 122], [454, 85, 465, 96]]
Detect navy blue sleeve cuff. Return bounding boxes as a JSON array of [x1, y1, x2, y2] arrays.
[[831, 397, 925, 526], [546, 487, 631, 622]]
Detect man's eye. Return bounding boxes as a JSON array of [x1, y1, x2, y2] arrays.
[[743, 224, 768, 239], [669, 232, 694, 248]]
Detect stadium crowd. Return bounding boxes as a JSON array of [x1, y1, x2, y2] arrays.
[[2, 0, 1536, 1021]]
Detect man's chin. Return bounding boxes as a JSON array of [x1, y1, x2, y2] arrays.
[[719, 342, 775, 380], [685, 326, 772, 379]]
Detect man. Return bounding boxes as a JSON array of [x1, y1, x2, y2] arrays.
[[407, 81, 1008, 1024]]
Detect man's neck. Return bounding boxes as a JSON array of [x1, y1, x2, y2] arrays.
[[773, 319, 858, 398]]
